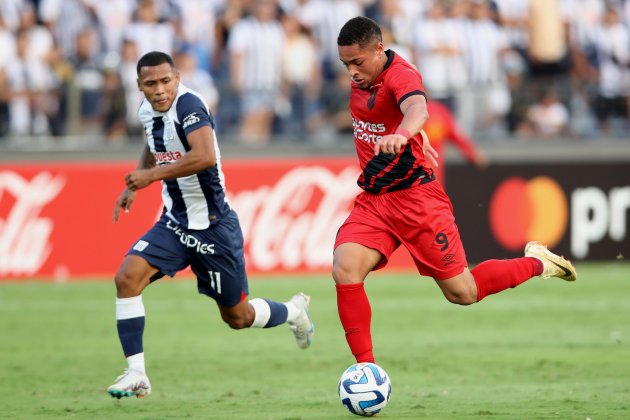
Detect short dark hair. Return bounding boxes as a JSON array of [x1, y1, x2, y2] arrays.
[[337, 16, 382, 48], [136, 51, 175, 76]]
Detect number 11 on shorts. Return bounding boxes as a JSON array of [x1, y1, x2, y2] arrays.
[[209, 271, 222, 294]]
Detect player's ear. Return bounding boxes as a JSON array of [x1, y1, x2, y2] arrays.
[[375, 41, 385, 56], [136, 77, 141, 91]]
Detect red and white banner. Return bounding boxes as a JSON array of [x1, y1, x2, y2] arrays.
[[0, 158, 415, 280]]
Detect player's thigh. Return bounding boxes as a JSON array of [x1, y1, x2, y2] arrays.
[[333, 242, 384, 284], [190, 212, 249, 308], [394, 182, 468, 280], [334, 195, 400, 281], [127, 215, 191, 279]]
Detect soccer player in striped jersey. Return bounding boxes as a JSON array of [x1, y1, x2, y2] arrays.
[[333, 17, 576, 365], [106, 51, 314, 399]]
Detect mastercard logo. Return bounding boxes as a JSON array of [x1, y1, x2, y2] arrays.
[[489, 176, 568, 251]]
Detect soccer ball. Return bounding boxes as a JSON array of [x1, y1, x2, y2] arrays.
[[338, 362, 391, 417]]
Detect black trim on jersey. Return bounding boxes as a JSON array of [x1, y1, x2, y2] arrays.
[[174, 122, 190, 152], [383, 50, 395, 71], [152, 117, 189, 227], [397, 90, 427, 108], [359, 143, 435, 194]]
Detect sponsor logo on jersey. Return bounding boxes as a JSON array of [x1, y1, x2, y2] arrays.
[[154, 150, 183, 164], [182, 112, 200, 129], [166, 219, 215, 254], [352, 118, 386, 144]]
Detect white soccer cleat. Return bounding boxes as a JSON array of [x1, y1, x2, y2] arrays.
[[288, 293, 314, 349], [525, 241, 577, 281], [107, 369, 151, 399]]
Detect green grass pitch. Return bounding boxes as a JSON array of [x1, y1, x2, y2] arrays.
[[1, 262, 629, 419]]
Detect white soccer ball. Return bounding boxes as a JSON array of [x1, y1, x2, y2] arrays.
[[338, 362, 391, 417]]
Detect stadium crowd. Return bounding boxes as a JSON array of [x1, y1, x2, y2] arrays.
[[0, 0, 628, 145]]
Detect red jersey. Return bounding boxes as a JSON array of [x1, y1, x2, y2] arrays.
[[424, 100, 480, 182], [350, 50, 434, 194]]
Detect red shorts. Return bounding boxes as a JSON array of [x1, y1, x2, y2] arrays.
[[334, 180, 468, 280]]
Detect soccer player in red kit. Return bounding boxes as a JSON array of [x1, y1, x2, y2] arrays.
[[333, 16, 577, 365], [424, 100, 488, 185]]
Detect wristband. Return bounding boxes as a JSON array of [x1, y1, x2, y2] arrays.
[[394, 128, 411, 140]]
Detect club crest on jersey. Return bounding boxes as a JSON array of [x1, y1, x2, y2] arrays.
[[182, 112, 200, 129]]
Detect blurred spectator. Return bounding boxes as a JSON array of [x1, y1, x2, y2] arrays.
[[518, 89, 570, 138], [0, 0, 28, 32], [5, 27, 59, 136], [424, 100, 488, 186], [174, 49, 219, 115], [414, 2, 467, 111], [528, 0, 569, 73], [118, 38, 143, 137], [100, 62, 127, 142], [279, 13, 324, 137], [321, 70, 352, 136], [590, 7, 630, 134], [375, 0, 427, 48], [86, 0, 134, 56], [228, 0, 284, 144], [0, 10, 17, 70], [493, 0, 529, 58], [123, 0, 176, 57], [0, 0, 626, 144], [170, 0, 223, 73], [296, 0, 363, 81], [68, 28, 105, 134], [457, 0, 512, 139], [0, 68, 10, 137], [39, 0, 95, 60], [19, 3, 55, 64]]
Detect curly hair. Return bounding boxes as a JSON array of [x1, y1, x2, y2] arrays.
[[337, 16, 382, 48]]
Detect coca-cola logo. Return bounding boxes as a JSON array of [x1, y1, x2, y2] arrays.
[[0, 171, 65, 276], [228, 165, 360, 271]]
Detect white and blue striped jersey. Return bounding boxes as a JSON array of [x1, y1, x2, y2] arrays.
[[138, 83, 230, 230]]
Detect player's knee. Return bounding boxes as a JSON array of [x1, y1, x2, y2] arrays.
[[332, 264, 357, 285], [221, 312, 250, 330], [114, 270, 143, 297], [443, 290, 477, 306]]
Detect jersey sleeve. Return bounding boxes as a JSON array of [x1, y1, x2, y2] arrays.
[[176, 92, 214, 136], [388, 67, 427, 108]]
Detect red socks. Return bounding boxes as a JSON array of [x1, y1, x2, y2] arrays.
[[335, 257, 543, 361], [336, 283, 375, 363], [472, 257, 543, 301]]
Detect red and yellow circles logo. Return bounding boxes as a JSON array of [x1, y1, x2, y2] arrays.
[[489, 176, 568, 251]]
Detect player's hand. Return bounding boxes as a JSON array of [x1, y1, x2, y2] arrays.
[[113, 188, 136, 223], [125, 169, 155, 191], [374, 134, 408, 156], [420, 130, 439, 168]]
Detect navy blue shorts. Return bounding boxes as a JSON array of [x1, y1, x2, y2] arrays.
[[127, 211, 249, 307]]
